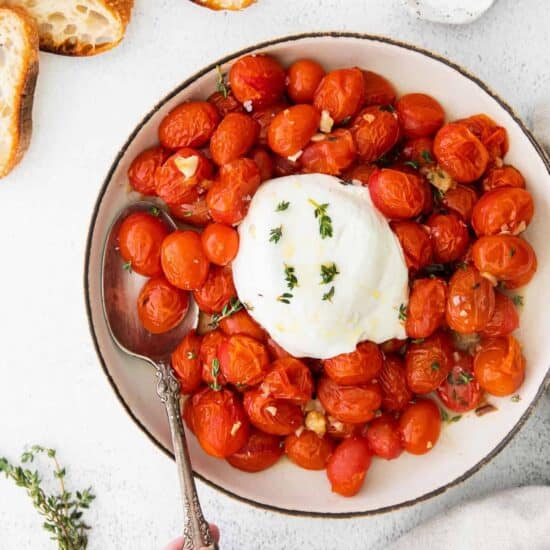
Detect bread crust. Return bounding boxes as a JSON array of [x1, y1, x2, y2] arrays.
[[0, 6, 39, 178]]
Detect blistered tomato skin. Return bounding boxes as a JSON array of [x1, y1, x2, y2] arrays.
[[250, 147, 274, 181], [300, 129, 356, 175], [405, 278, 447, 339], [350, 106, 401, 162], [313, 68, 366, 123], [207, 90, 243, 118], [437, 352, 482, 413], [401, 137, 434, 169], [252, 100, 289, 145], [398, 399, 441, 455], [395, 93, 445, 138], [219, 309, 266, 341], [229, 54, 286, 109], [219, 334, 270, 387], [285, 431, 334, 470], [206, 158, 261, 225], [287, 58, 325, 104], [169, 190, 212, 227], [226, 429, 283, 472], [117, 211, 169, 277], [192, 265, 236, 314], [471, 187, 534, 237], [199, 329, 228, 386], [379, 354, 412, 412], [391, 221, 433, 272], [137, 276, 189, 334], [362, 70, 396, 106], [481, 292, 519, 338], [405, 331, 454, 394], [341, 163, 376, 186], [482, 165, 525, 192], [433, 122, 489, 183], [456, 114, 508, 162], [323, 341, 383, 386], [261, 357, 314, 404], [446, 265, 495, 333], [201, 223, 239, 266], [128, 146, 167, 195], [191, 387, 250, 458], [209, 113, 260, 166], [365, 414, 403, 460], [441, 184, 479, 223], [161, 230, 210, 290], [326, 436, 372, 497], [158, 101, 220, 150], [427, 212, 470, 263], [171, 330, 202, 394]]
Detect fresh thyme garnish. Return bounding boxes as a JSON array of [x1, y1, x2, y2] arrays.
[[322, 286, 335, 302], [122, 260, 132, 272], [398, 303, 407, 322], [0, 445, 95, 549], [277, 292, 293, 304], [209, 297, 243, 328], [512, 295, 524, 306], [269, 225, 283, 243], [339, 179, 354, 185], [284, 264, 298, 290], [380, 104, 395, 113], [320, 262, 339, 284], [404, 160, 419, 170], [308, 198, 333, 239], [431, 361, 440, 371], [433, 187, 445, 202], [509, 247, 516, 257], [186, 351, 197, 360], [216, 64, 229, 98], [149, 206, 161, 217], [421, 149, 435, 164], [209, 358, 221, 391], [411, 338, 425, 344], [276, 201, 290, 212], [511, 394, 522, 402], [447, 370, 475, 385], [440, 408, 461, 423]]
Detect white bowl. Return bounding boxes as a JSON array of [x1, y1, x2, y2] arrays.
[[84, 33, 550, 516]]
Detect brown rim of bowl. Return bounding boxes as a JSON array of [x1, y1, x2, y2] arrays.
[[83, 31, 550, 518]]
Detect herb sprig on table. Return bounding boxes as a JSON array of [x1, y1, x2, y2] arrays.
[[0, 445, 95, 549]]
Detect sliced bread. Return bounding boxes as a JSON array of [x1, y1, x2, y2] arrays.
[[3, 0, 134, 56], [0, 6, 39, 179]]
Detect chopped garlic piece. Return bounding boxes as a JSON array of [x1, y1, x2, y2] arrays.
[[310, 133, 326, 142], [243, 100, 253, 112], [362, 113, 376, 123], [423, 166, 455, 193], [230, 421, 242, 436], [305, 410, 326, 436], [294, 426, 305, 438], [512, 221, 527, 235], [426, 441, 433, 449], [304, 399, 325, 414], [265, 406, 278, 416], [320, 110, 334, 133], [287, 150, 303, 162], [174, 155, 199, 179], [481, 271, 498, 286]]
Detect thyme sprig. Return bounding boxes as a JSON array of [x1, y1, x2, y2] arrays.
[[284, 264, 298, 290], [0, 445, 95, 550], [308, 198, 333, 239], [209, 358, 222, 391], [320, 263, 339, 285], [215, 65, 229, 98], [276, 201, 290, 212], [209, 297, 243, 328], [269, 225, 283, 243], [322, 286, 335, 302], [277, 292, 293, 304]]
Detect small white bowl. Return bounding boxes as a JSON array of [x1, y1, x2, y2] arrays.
[[84, 33, 550, 516]]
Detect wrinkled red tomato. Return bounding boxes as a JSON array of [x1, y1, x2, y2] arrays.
[[171, 329, 202, 394], [323, 341, 383, 386], [261, 357, 313, 404], [169, 192, 211, 227], [128, 146, 167, 195], [365, 414, 403, 460], [326, 436, 372, 496], [481, 292, 519, 337], [249, 147, 274, 181], [437, 352, 482, 412], [379, 354, 413, 412], [209, 112, 259, 166], [300, 128, 356, 175], [426, 212, 470, 263], [192, 265, 235, 314], [391, 221, 433, 271], [243, 389, 303, 435], [456, 114, 508, 162], [362, 70, 396, 106], [219, 334, 270, 386], [406, 277, 447, 339], [226, 429, 283, 472], [199, 329, 227, 387], [207, 90, 243, 118], [396, 93, 445, 138], [482, 164, 525, 192], [441, 184, 479, 223], [287, 58, 325, 104], [220, 309, 265, 341], [398, 399, 441, 455], [285, 430, 334, 470]]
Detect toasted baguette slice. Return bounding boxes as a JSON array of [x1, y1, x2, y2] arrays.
[[0, 7, 39, 179], [192, 0, 256, 10], [3, 0, 134, 56]]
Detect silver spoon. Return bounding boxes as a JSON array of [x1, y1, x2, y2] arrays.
[[101, 201, 217, 550]]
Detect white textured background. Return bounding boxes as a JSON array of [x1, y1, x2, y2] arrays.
[[0, 1, 549, 549]]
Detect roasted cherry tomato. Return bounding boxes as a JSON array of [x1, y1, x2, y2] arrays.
[[249, 147, 274, 181], [137, 276, 189, 334], [471, 235, 537, 288], [401, 137, 435, 169], [272, 153, 301, 177], [169, 188, 212, 227], [405, 331, 453, 394], [368, 168, 428, 219], [433, 122, 489, 183], [441, 184, 478, 223], [206, 158, 261, 225], [191, 387, 249, 458], [362, 70, 396, 106], [379, 354, 412, 412], [398, 399, 441, 455], [380, 339, 407, 354], [161, 230, 210, 290], [406, 277, 447, 339], [128, 146, 167, 195], [365, 414, 403, 460], [229, 54, 286, 109], [326, 417, 363, 439], [267, 105, 320, 157], [391, 221, 433, 272], [243, 388, 303, 435], [437, 352, 482, 412], [287, 58, 325, 104], [350, 106, 401, 162], [481, 164, 525, 192], [285, 430, 334, 470], [317, 377, 382, 424], [300, 129, 356, 175], [200, 329, 227, 387], [445, 265, 495, 333], [220, 309, 266, 341], [226, 429, 283, 472], [323, 342, 383, 386], [260, 357, 313, 404], [251, 100, 289, 145], [326, 436, 372, 496], [171, 329, 202, 394], [155, 148, 213, 206], [395, 93, 445, 138], [341, 163, 376, 185], [474, 336, 525, 396], [456, 113, 508, 162], [219, 334, 270, 386], [265, 337, 292, 360], [117, 211, 169, 277], [481, 292, 519, 337], [209, 112, 260, 166], [207, 90, 243, 118], [192, 265, 236, 314], [201, 223, 239, 266], [313, 68, 366, 123], [426, 212, 470, 263], [158, 101, 220, 150], [471, 187, 534, 237]]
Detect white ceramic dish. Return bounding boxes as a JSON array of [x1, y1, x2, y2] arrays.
[[85, 33, 550, 516]]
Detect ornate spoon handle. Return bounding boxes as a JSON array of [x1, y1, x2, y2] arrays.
[[156, 361, 218, 550]]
